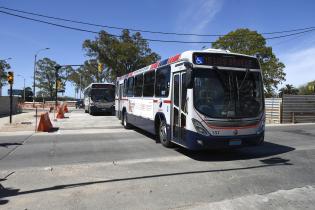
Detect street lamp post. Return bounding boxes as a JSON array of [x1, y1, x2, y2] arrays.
[[33, 48, 50, 106], [17, 74, 25, 101]]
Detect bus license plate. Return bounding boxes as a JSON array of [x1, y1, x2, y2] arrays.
[[229, 139, 242, 146]]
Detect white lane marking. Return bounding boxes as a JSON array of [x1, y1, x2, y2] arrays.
[[0, 155, 191, 173], [190, 186, 315, 210], [0, 131, 34, 137], [34, 128, 134, 136]]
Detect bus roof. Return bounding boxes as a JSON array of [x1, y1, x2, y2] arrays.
[[117, 48, 259, 81], [83, 82, 115, 92]]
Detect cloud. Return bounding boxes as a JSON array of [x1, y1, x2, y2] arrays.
[[280, 46, 315, 87], [175, 0, 223, 43]]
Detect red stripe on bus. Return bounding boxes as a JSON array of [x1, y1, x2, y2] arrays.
[[153, 99, 158, 103], [206, 123, 259, 130], [163, 100, 172, 104], [168, 54, 181, 64]]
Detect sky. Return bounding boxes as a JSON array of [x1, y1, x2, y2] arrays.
[[1, 0, 315, 97]]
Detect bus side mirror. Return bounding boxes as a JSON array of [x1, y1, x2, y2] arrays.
[[185, 67, 194, 89]]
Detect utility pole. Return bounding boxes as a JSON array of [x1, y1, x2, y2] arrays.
[[33, 48, 50, 107], [79, 75, 82, 100], [55, 65, 61, 108]]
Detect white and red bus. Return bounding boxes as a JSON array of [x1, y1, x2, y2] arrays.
[[84, 83, 115, 115], [115, 49, 265, 150]]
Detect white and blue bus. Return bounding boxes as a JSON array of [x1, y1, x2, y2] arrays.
[[115, 49, 265, 150], [84, 83, 115, 115]]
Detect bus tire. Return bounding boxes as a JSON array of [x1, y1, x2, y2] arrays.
[[250, 134, 264, 146], [89, 107, 94, 115], [159, 120, 173, 148], [122, 111, 131, 129]]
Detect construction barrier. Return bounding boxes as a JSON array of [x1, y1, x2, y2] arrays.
[[37, 112, 53, 132], [56, 104, 65, 119], [64, 104, 69, 113]]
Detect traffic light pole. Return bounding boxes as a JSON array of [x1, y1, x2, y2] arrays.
[[9, 83, 12, 124], [55, 66, 59, 109]]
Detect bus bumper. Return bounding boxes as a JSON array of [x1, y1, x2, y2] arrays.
[[184, 130, 265, 150], [90, 106, 113, 113]]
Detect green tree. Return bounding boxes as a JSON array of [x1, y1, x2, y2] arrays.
[[298, 80, 315, 95], [212, 28, 286, 97], [83, 29, 160, 81], [35, 58, 73, 100], [23, 87, 33, 102], [0, 60, 11, 96], [279, 84, 299, 97], [68, 59, 107, 95]]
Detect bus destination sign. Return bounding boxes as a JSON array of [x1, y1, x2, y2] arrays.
[[193, 53, 260, 69]]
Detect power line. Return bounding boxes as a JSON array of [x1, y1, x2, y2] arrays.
[[0, 10, 215, 44], [1, 9, 315, 44], [1, 6, 315, 37]]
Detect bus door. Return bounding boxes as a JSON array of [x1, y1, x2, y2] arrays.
[[171, 72, 187, 142], [118, 84, 123, 118]]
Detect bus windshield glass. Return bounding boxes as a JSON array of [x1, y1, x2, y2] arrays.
[[91, 88, 115, 102], [193, 68, 263, 119]]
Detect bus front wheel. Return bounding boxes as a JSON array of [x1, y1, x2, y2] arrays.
[[159, 120, 173, 148]]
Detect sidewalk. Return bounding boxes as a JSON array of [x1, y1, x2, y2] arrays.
[[0, 108, 53, 132]]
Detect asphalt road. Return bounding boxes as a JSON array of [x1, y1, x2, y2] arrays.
[[1, 109, 315, 209]]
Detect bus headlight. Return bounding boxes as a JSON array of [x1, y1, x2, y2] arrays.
[[192, 118, 210, 136]]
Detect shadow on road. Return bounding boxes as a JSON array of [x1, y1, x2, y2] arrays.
[[131, 126, 296, 162], [0, 143, 22, 148], [176, 141, 295, 161], [0, 158, 292, 205]]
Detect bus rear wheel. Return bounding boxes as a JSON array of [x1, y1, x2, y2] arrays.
[[159, 120, 173, 148], [89, 107, 94, 115], [122, 111, 131, 129]]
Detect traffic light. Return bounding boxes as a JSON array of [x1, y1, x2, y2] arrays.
[[98, 63, 104, 73], [57, 80, 62, 90], [7, 71, 14, 85]]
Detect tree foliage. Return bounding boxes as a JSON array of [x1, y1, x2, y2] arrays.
[[279, 84, 299, 97], [0, 60, 11, 92], [35, 58, 73, 100], [83, 29, 160, 81], [68, 59, 109, 94], [212, 28, 286, 96], [23, 87, 33, 102], [298, 80, 315, 95]]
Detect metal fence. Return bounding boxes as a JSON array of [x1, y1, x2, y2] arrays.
[[265, 98, 282, 124], [282, 95, 315, 123]]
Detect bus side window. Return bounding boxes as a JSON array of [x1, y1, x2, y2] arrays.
[[123, 79, 127, 97], [143, 71, 155, 97], [134, 74, 144, 97], [181, 73, 187, 113], [127, 77, 134, 97], [155, 66, 171, 97]]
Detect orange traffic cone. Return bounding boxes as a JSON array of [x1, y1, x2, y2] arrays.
[[64, 104, 69, 113], [37, 112, 53, 132], [56, 105, 65, 119]]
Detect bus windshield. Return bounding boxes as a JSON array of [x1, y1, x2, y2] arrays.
[[91, 88, 115, 102], [193, 68, 263, 119]]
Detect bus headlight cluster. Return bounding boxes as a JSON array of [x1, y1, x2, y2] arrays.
[[192, 118, 210, 136]]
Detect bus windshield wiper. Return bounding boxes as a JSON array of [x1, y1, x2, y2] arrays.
[[238, 68, 250, 91]]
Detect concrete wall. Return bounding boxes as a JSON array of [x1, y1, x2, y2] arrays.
[[0, 96, 19, 116]]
